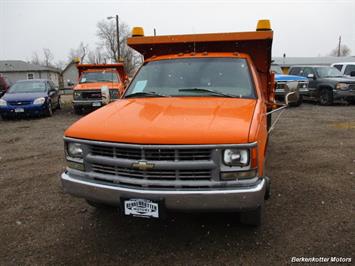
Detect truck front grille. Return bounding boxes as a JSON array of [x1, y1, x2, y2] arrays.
[[8, 101, 32, 106], [80, 90, 101, 99], [91, 145, 211, 161], [91, 163, 212, 181]]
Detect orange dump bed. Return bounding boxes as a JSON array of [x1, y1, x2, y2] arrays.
[[127, 31, 273, 102]]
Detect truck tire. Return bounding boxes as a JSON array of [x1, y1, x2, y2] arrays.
[[319, 88, 333, 106], [240, 204, 264, 226], [86, 200, 112, 209], [56, 97, 61, 110], [266, 110, 272, 131], [45, 101, 53, 117], [289, 94, 303, 107], [74, 106, 83, 115]]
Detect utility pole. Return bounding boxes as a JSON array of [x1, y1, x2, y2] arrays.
[[116, 14, 120, 61], [337, 35, 341, 57]]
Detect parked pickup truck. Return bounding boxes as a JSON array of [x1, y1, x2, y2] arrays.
[[331, 62, 355, 78], [271, 64, 308, 106], [61, 20, 294, 226], [72, 63, 128, 114], [289, 65, 355, 105]]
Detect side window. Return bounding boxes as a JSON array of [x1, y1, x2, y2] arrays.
[[302, 67, 315, 77], [27, 73, 34, 80], [333, 64, 343, 71], [289, 67, 301, 75], [344, 65, 355, 75]]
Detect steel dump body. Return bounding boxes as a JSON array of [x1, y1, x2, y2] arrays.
[[127, 31, 274, 102]]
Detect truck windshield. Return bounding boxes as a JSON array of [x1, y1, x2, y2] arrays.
[[125, 58, 256, 98], [80, 71, 119, 83], [8, 81, 46, 93], [315, 67, 343, 78], [271, 65, 283, 74]]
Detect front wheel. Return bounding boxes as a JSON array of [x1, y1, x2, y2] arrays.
[[56, 97, 61, 110], [319, 89, 333, 106], [240, 204, 264, 226], [289, 94, 303, 107], [86, 200, 112, 209], [45, 102, 53, 117], [74, 106, 83, 115]]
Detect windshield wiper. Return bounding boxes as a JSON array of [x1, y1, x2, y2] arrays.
[[179, 88, 236, 98], [124, 91, 167, 98]]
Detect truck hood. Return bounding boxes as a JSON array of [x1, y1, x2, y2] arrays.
[[275, 74, 307, 81], [65, 97, 257, 144], [2, 92, 47, 101], [321, 77, 355, 83], [74, 82, 121, 90]]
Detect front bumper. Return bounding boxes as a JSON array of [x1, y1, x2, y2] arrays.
[[0, 104, 47, 115], [333, 90, 355, 100], [275, 87, 309, 96], [61, 171, 266, 211], [73, 99, 104, 108]]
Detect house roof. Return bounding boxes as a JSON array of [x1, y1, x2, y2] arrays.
[[61, 61, 76, 74], [0, 60, 61, 73], [272, 56, 355, 67]]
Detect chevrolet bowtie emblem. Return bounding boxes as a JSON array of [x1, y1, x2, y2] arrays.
[[131, 160, 155, 171]]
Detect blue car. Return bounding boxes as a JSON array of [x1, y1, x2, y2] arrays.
[[271, 64, 309, 106], [0, 79, 61, 119]]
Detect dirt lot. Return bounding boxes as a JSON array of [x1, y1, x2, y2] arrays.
[[0, 102, 354, 265]]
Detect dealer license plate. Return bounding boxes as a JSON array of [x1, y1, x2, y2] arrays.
[[123, 198, 159, 218], [92, 102, 101, 107], [14, 108, 24, 113]]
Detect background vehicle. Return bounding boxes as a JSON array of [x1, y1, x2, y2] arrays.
[[289, 65, 355, 105], [0, 75, 12, 97], [331, 62, 355, 77], [72, 63, 128, 114], [271, 64, 308, 106], [61, 20, 290, 226], [0, 79, 60, 119]]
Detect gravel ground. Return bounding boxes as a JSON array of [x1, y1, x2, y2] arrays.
[[0, 102, 354, 265]]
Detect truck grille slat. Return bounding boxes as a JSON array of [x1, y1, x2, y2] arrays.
[[90, 146, 211, 161]]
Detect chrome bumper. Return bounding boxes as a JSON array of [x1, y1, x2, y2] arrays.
[[72, 100, 104, 107], [61, 172, 266, 211]]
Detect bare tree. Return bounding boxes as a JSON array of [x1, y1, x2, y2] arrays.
[[43, 48, 54, 67], [87, 48, 104, 64], [329, 44, 351, 57], [30, 52, 41, 65], [68, 42, 89, 63], [96, 20, 142, 75]]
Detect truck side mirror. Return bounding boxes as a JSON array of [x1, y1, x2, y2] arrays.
[[350, 71, 355, 77], [307, 73, 315, 79]]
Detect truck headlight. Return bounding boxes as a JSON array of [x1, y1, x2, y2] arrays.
[[73, 91, 81, 99], [67, 142, 83, 158], [0, 99, 7, 107], [33, 97, 46, 105], [336, 83, 350, 90], [223, 149, 249, 166]]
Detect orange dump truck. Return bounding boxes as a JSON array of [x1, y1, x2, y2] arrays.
[[72, 63, 127, 114], [61, 20, 280, 225]]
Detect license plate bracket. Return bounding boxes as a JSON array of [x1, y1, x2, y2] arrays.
[[14, 108, 24, 113], [121, 198, 164, 219], [92, 102, 101, 107]]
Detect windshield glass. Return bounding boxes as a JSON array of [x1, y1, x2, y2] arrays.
[[271, 65, 283, 74], [80, 71, 119, 83], [315, 67, 342, 78], [8, 81, 46, 93], [125, 58, 256, 98]]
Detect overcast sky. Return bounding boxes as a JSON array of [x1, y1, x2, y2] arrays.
[[1, 0, 354, 64]]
